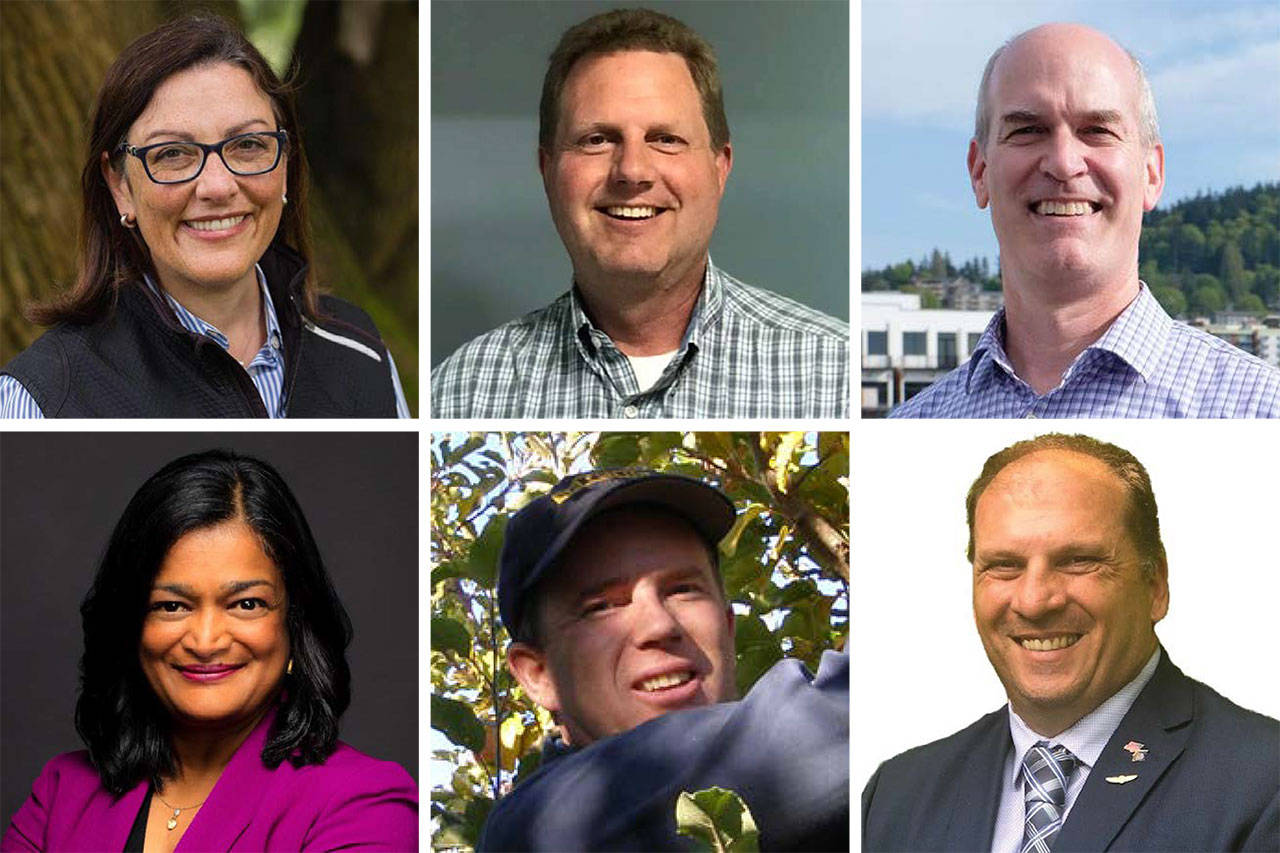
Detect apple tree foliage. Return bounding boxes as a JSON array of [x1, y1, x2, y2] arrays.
[[430, 431, 848, 850]]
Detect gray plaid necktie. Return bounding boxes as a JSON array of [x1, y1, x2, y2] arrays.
[[1021, 741, 1078, 853]]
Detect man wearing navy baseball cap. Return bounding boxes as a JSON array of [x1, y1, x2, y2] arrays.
[[480, 467, 848, 851]]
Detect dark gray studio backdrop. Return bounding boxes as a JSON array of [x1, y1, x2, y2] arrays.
[[431, 0, 850, 367], [0, 432, 418, 824]]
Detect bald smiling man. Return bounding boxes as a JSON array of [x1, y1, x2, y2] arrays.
[[893, 23, 1280, 418]]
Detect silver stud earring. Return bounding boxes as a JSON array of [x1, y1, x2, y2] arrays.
[[281, 193, 288, 205], [119, 213, 136, 228]]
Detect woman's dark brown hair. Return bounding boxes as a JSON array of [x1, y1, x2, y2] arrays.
[[31, 13, 317, 326]]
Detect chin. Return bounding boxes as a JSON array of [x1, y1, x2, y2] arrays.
[[592, 252, 669, 280], [184, 263, 258, 290]]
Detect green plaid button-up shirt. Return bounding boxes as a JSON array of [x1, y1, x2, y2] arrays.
[[431, 261, 848, 418]]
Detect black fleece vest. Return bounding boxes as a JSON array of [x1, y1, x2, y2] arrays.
[[1, 248, 398, 418]]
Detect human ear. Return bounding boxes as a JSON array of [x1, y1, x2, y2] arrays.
[[714, 142, 733, 194], [506, 642, 561, 713], [1142, 142, 1165, 212], [102, 151, 135, 221], [968, 138, 989, 209], [537, 147, 553, 192], [1148, 560, 1169, 625]]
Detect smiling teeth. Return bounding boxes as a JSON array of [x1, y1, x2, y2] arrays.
[[606, 206, 657, 219], [1021, 635, 1080, 651], [187, 215, 246, 231], [640, 671, 693, 691], [1036, 201, 1093, 216]]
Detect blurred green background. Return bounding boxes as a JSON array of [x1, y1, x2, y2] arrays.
[[0, 0, 419, 412]]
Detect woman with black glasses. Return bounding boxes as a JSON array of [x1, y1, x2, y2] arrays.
[[0, 15, 408, 418]]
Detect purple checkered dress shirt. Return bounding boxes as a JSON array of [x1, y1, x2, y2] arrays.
[[891, 284, 1280, 418]]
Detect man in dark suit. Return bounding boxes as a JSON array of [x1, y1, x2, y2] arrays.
[[862, 433, 1279, 852]]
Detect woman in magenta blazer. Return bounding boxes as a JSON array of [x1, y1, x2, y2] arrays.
[[3, 450, 417, 851]]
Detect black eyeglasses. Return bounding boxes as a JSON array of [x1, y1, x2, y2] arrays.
[[116, 130, 288, 185]]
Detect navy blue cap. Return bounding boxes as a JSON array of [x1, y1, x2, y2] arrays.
[[498, 468, 736, 636]]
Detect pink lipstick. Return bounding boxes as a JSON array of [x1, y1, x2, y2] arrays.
[[175, 663, 244, 683]]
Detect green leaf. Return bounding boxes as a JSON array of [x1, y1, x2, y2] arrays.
[[638, 432, 685, 467], [431, 693, 486, 752], [430, 559, 468, 587], [733, 613, 783, 696], [465, 514, 508, 588], [432, 616, 472, 658], [512, 747, 543, 787], [720, 503, 766, 557], [593, 433, 643, 469], [675, 787, 760, 852]]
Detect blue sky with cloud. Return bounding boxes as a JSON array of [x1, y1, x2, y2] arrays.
[[861, 0, 1280, 270]]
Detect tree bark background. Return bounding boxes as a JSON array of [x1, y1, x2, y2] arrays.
[[0, 0, 419, 411], [295, 0, 419, 411]]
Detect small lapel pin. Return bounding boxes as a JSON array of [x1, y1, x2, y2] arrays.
[[1122, 741, 1148, 762], [1106, 774, 1139, 784]]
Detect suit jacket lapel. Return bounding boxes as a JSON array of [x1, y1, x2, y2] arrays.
[[175, 710, 276, 851], [1055, 651, 1193, 851], [84, 781, 149, 850], [947, 711, 1010, 850]]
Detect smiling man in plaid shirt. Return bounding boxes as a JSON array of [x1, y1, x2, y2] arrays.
[[431, 9, 848, 419]]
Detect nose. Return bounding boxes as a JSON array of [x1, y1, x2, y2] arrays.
[[1039, 129, 1087, 183], [611, 136, 656, 188], [1010, 563, 1067, 621], [629, 585, 684, 647], [194, 149, 240, 201], [182, 606, 232, 659]]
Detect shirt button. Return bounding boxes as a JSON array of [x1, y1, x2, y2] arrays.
[[1025, 411, 1038, 418], [623, 405, 639, 418], [270, 332, 281, 349]]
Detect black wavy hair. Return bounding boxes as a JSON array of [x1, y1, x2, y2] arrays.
[[76, 449, 352, 794]]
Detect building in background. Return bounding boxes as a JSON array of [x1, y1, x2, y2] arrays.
[[1191, 315, 1280, 368], [861, 293, 994, 417]]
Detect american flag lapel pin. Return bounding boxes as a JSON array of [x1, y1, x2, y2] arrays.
[[1122, 741, 1148, 762]]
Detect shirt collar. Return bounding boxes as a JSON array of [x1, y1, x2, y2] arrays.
[[1082, 282, 1173, 382], [964, 281, 1172, 392], [569, 257, 720, 356], [963, 310, 1010, 393], [146, 265, 283, 362], [1007, 646, 1162, 778], [540, 732, 576, 766]]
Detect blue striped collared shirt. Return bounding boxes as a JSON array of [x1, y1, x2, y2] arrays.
[[431, 259, 849, 418], [890, 284, 1280, 418], [0, 267, 410, 418]]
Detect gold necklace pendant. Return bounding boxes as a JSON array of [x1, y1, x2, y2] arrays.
[[167, 806, 181, 830]]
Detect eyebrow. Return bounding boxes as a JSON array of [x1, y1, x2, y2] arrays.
[[573, 566, 709, 601], [140, 119, 273, 145], [999, 109, 1125, 127], [153, 579, 276, 597]]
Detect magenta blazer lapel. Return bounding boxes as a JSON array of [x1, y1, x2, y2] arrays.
[[5, 710, 418, 852], [174, 711, 276, 850]]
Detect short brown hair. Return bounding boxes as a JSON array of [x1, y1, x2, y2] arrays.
[[538, 8, 730, 152], [31, 14, 317, 327], [964, 434, 1167, 578]]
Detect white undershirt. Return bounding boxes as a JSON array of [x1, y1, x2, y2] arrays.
[[627, 351, 677, 392]]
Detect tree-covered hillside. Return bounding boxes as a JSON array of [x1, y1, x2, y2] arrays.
[[862, 183, 1280, 317], [1140, 183, 1279, 317]]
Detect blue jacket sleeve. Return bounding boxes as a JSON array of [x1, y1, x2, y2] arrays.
[[480, 651, 849, 852]]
